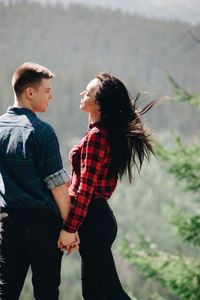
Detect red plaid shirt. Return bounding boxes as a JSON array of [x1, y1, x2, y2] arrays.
[[63, 122, 117, 232]]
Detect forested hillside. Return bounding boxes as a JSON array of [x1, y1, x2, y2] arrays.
[[0, 2, 199, 299], [0, 1, 199, 153]]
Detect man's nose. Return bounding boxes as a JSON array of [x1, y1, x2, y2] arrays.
[[49, 92, 53, 100]]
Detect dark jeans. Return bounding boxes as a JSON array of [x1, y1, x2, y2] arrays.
[[0, 210, 63, 300], [78, 199, 131, 300]]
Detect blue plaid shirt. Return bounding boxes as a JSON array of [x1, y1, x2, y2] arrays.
[[0, 107, 69, 214]]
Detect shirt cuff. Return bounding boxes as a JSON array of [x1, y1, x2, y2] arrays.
[[62, 222, 76, 233], [44, 168, 69, 189]]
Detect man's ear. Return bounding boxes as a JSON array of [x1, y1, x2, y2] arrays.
[[24, 86, 34, 100]]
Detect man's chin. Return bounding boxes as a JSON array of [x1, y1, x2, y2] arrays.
[[34, 108, 47, 113], [41, 105, 48, 112]]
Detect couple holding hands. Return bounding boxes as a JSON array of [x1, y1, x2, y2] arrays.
[[0, 62, 157, 299]]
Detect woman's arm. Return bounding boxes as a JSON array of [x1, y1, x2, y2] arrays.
[[63, 130, 106, 232]]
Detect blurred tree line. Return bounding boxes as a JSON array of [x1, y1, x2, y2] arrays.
[[0, 1, 199, 299]]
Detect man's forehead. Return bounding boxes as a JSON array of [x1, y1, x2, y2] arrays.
[[40, 78, 52, 88]]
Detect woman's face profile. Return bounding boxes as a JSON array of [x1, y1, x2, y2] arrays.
[[79, 78, 100, 114]]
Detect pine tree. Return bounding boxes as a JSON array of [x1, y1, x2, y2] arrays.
[[121, 35, 200, 300]]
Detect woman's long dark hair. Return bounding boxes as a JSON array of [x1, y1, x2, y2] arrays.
[[95, 72, 163, 182]]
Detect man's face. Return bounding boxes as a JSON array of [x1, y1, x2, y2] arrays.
[[31, 78, 53, 112]]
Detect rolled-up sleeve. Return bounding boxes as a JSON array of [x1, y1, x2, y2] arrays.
[[44, 168, 69, 189], [36, 123, 69, 188]]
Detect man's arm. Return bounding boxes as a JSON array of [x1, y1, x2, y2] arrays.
[[38, 126, 70, 220], [51, 184, 79, 253], [51, 183, 70, 221], [37, 126, 79, 252]]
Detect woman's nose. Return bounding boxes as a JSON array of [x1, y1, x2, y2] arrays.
[[80, 90, 85, 96]]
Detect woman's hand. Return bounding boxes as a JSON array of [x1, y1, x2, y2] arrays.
[[57, 230, 80, 255]]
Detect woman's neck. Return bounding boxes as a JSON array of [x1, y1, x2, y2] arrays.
[[89, 113, 101, 125]]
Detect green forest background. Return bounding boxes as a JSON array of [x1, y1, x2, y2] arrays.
[[0, 1, 200, 299]]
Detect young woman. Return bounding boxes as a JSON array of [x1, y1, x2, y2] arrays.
[[59, 72, 159, 299]]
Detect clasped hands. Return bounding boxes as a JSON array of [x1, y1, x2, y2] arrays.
[[57, 229, 80, 255]]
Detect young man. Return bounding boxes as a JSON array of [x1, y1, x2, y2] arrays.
[[0, 62, 77, 300]]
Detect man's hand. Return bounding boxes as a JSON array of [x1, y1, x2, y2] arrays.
[[57, 230, 79, 255]]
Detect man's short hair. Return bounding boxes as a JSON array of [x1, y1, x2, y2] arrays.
[[12, 62, 54, 97]]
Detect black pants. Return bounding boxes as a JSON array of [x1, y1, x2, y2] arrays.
[[0, 210, 63, 300], [78, 199, 131, 300]]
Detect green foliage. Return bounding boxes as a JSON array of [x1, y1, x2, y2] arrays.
[[128, 133, 200, 298], [121, 33, 200, 300], [156, 135, 200, 193], [166, 72, 200, 109], [170, 208, 200, 247], [121, 237, 200, 300], [164, 32, 200, 110]]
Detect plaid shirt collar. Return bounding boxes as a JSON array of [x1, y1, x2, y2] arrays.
[[88, 121, 101, 130]]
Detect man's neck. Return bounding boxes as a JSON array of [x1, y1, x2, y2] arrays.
[[13, 98, 32, 110]]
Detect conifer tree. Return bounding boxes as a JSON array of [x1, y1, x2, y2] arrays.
[[121, 35, 200, 300]]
